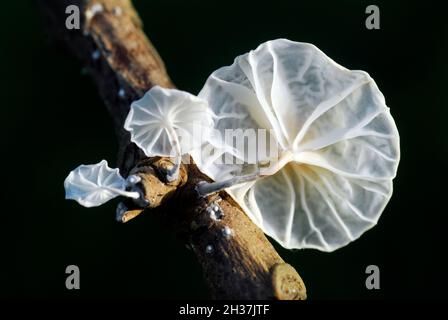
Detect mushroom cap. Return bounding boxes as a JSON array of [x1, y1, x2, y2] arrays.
[[194, 39, 400, 252], [124, 86, 215, 158], [64, 160, 128, 207]]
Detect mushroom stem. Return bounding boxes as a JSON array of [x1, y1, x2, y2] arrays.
[[196, 172, 261, 197], [105, 187, 140, 199], [165, 126, 182, 182], [197, 153, 294, 196], [259, 152, 293, 176], [124, 176, 150, 207]]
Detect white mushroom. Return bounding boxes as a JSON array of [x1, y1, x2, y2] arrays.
[[64, 160, 140, 207], [124, 86, 215, 181], [194, 39, 400, 252]]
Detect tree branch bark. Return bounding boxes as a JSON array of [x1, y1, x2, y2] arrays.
[[38, 0, 307, 300]]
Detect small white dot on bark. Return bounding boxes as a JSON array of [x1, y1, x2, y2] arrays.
[[222, 226, 233, 238], [91, 50, 101, 60], [205, 244, 214, 254], [118, 88, 126, 98], [113, 6, 123, 16]]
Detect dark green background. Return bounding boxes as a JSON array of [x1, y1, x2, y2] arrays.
[[1, 0, 447, 299]]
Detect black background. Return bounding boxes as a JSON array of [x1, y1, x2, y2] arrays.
[[1, 0, 447, 299]]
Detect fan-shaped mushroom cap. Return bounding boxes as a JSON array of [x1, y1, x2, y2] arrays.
[[195, 39, 400, 252], [124, 86, 215, 158], [64, 160, 139, 207]]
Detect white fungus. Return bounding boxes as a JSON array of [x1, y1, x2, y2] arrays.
[[124, 86, 216, 181], [222, 226, 233, 238], [195, 39, 400, 252], [91, 49, 101, 60], [62, 37, 400, 256], [126, 174, 141, 185], [64, 160, 140, 207], [208, 203, 223, 221], [205, 245, 214, 254], [118, 88, 126, 98]]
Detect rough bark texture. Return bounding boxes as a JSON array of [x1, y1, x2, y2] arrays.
[[38, 0, 306, 300]]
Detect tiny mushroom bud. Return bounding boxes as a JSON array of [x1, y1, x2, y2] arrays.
[[194, 39, 400, 252], [91, 49, 101, 61], [118, 88, 126, 99], [222, 226, 233, 238], [124, 85, 216, 182], [205, 244, 214, 254], [207, 202, 223, 221], [64, 160, 140, 208], [126, 174, 141, 185]]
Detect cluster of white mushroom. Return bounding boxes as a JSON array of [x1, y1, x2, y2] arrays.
[[64, 39, 400, 252]]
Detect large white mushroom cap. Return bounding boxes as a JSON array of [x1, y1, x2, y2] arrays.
[[195, 39, 400, 252]]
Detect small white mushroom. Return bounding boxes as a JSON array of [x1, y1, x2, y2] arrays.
[[124, 86, 216, 181], [222, 226, 233, 238], [208, 205, 223, 221], [126, 174, 141, 185], [194, 39, 400, 252], [91, 49, 101, 60], [205, 244, 214, 254], [64, 160, 140, 207], [118, 88, 126, 98]]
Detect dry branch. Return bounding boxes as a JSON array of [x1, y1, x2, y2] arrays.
[[38, 0, 306, 300]]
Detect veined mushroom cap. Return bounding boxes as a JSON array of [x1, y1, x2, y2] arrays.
[[124, 86, 215, 158], [194, 39, 400, 252], [64, 160, 138, 207]]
